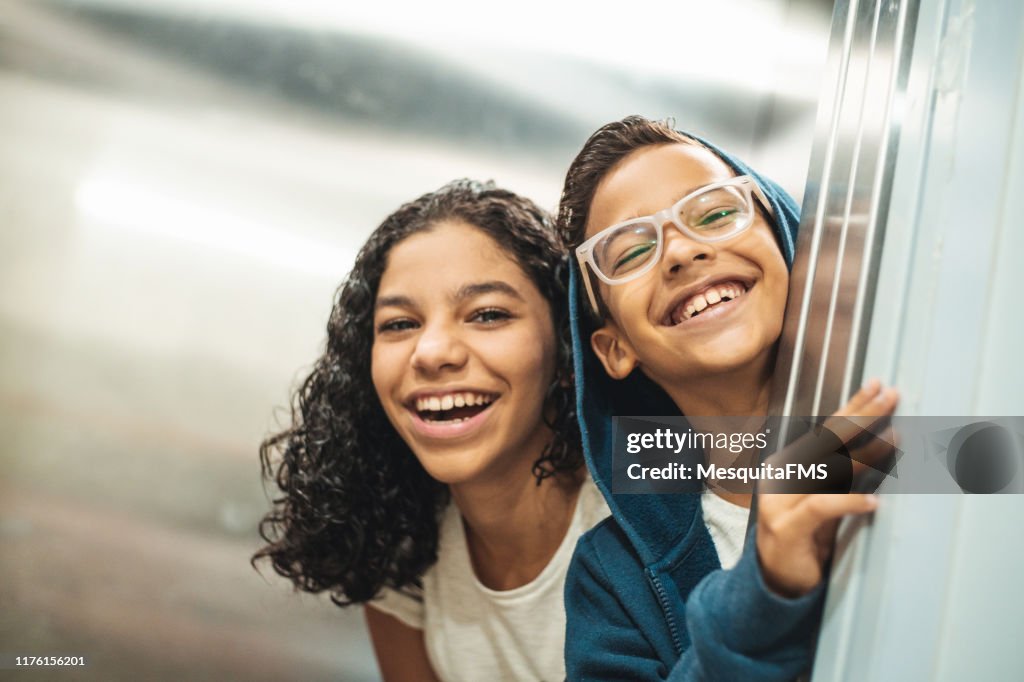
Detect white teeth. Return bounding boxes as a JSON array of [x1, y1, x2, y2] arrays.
[[671, 281, 751, 324], [416, 392, 494, 412]]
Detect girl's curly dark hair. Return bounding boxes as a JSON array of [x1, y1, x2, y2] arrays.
[[254, 179, 582, 606]]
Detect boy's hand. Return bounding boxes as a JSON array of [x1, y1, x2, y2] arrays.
[[756, 379, 899, 597]]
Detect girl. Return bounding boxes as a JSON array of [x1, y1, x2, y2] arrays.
[[557, 116, 898, 680], [254, 180, 608, 681]]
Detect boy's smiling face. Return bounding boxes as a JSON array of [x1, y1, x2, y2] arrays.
[[584, 143, 789, 389]]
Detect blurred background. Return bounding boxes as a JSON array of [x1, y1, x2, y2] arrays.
[[0, 0, 835, 679]]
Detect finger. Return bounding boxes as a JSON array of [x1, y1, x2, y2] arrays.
[[834, 384, 898, 424], [784, 493, 879, 538], [833, 378, 882, 417], [824, 388, 900, 446], [756, 491, 806, 514], [873, 387, 900, 415]]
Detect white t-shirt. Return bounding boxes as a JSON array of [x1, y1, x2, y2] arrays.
[[701, 490, 751, 569], [371, 478, 610, 682]]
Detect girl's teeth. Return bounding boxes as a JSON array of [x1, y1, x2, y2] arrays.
[[706, 289, 721, 305], [417, 392, 495, 412], [693, 294, 708, 312]]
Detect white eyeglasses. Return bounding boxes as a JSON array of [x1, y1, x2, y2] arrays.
[[574, 175, 772, 314]]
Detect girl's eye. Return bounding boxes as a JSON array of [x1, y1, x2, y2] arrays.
[[377, 318, 419, 334], [470, 308, 512, 324]]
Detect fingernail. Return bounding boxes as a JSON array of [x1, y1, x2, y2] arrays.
[[865, 495, 880, 510]]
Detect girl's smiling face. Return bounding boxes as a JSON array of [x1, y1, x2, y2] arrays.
[[371, 220, 557, 486], [584, 143, 790, 388]]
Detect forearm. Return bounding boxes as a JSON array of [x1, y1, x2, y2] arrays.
[[680, 529, 824, 681]]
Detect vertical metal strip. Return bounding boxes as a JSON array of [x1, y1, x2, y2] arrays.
[[778, 0, 860, 426], [811, 0, 885, 416], [772, 0, 919, 428], [842, 0, 918, 399]]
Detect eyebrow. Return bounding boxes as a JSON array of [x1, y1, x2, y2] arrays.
[[453, 280, 524, 303], [375, 280, 524, 310], [375, 294, 415, 310], [622, 183, 709, 221]]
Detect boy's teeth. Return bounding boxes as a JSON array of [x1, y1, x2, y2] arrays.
[[671, 281, 749, 323], [454, 394, 465, 407]]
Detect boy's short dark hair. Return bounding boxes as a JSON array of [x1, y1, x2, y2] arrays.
[[556, 116, 702, 325], [556, 115, 700, 251]]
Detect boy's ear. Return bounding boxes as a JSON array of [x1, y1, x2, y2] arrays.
[[590, 321, 639, 380]]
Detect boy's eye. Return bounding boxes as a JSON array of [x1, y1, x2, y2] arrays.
[[613, 243, 656, 273], [470, 308, 512, 324], [377, 318, 418, 334], [697, 207, 740, 227]]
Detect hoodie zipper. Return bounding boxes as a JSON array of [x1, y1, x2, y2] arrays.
[[647, 568, 685, 655]]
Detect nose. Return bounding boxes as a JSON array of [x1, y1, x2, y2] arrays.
[[659, 218, 716, 277], [410, 319, 469, 375]]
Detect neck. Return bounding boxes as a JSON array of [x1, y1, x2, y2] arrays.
[[450, 464, 582, 591], [664, 347, 776, 418], [660, 347, 777, 509]]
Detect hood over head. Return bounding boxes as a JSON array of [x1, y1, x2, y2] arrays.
[[568, 132, 800, 566]]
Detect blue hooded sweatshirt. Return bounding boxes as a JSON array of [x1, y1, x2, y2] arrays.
[[563, 136, 825, 681]]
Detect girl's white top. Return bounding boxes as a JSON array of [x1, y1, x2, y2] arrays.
[[371, 476, 609, 682], [371, 482, 749, 681]]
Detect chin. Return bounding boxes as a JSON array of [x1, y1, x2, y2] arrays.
[[412, 448, 493, 486], [652, 339, 773, 383]]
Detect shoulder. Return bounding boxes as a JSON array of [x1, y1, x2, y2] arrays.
[[577, 515, 634, 563], [370, 583, 426, 630], [568, 516, 648, 602], [371, 502, 464, 627]]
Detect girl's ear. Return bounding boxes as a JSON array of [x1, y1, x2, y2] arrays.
[[590, 322, 639, 380]]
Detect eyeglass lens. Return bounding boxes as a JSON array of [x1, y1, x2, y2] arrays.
[[592, 185, 752, 280]]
